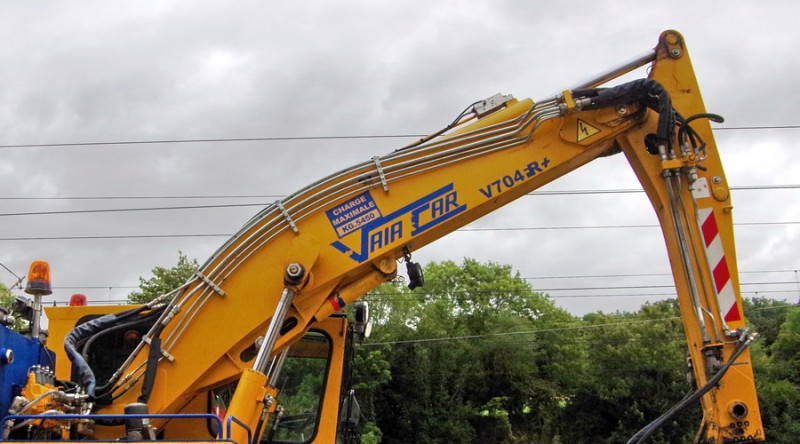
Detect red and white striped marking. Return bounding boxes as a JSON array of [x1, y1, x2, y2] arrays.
[[698, 207, 741, 323]]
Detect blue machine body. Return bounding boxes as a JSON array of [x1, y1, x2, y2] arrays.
[[0, 325, 56, 419]]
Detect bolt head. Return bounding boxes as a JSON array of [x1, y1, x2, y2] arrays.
[[286, 263, 302, 278]]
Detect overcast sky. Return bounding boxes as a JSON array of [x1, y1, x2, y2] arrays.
[[1, 1, 798, 317]]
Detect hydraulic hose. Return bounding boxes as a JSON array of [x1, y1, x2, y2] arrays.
[[576, 79, 674, 146], [63, 306, 151, 397], [627, 332, 757, 444], [80, 309, 163, 362]]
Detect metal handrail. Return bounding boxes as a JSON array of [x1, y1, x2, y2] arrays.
[[225, 415, 252, 444]]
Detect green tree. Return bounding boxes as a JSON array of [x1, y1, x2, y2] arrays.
[[743, 297, 792, 351], [558, 300, 697, 444], [755, 306, 800, 442], [128, 252, 199, 304], [0, 282, 13, 308], [351, 346, 392, 444], [356, 262, 795, 443], [770, 307, 800, 383], [0, 282, 27, 331], [360, 259, 577, 443]]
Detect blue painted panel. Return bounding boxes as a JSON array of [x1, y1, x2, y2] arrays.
[[0, 325, 55, 419]]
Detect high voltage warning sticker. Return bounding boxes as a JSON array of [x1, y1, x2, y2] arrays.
[[577, 119, 600, 142]]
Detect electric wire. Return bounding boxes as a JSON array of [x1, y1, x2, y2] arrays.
[[362, 281, 800, 294], [0, 134, 426, 150], [46, 269, 800, 291], [0, 124, 796, 150], [362, 317, 681, 346], [0, 220, 795, 241], [0, 262, 24, 288], [0, 203, 267, 217], [360, 304, 796, 347], [42, 288, 800, 306], [1, 184, 797, 205]]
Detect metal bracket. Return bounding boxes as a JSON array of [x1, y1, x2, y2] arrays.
[[372, 156, 389, 192], [142, 336, 175, 362], [474, 93, 514, 118], [194, 270, 225, 296], [274, 200, 299, 234]]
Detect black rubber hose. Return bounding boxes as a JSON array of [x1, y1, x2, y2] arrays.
[[63, 306, 153, 397], [627, 338, 752, 444], [579, 79, 674, 146], [94, 318, 168, 395], [64, 314, 127, 397], [80, 309, 163, 362]]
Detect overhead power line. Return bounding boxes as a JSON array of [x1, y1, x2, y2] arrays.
[[0, 134, 424, 150], [39, 289, 798, 305], [47, 280, 800, 297], [361, 317, 685, 347], [0, 262, 24, 288], [458, 221, 800, 232], [0, 185, 798, 217], [0, 220, 797, 242], [525, 269, 800, 280], [0, 234, 229, 241], [0, 202, 269, 217], [0, 124, 798, 150], [51, 269, 800, 294], [1, 184, 797, 203], [361, 305, 798, 347], [0, 194, 284, 201], [356, 281, 799, 297]]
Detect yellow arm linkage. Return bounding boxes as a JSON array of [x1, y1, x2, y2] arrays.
[[619, 32, 763, 443], [100, 30, 761, 443]]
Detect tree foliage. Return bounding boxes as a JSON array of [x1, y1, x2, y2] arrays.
[[755, 306, 800, 441], [128, 252, 198, 304], [743, 297, 793, 351], [349, 259, 800, 443], [0, 283, 14, 309], [357, 259, 578, 443], [0, 282, 28, 331], [124, 253, 800, 442], [561, 301, 696, 443]]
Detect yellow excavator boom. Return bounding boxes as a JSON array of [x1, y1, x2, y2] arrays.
[[6, 30, 763, 443]]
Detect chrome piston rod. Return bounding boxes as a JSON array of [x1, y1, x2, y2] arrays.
[[567, 49, 656, 91], [253, 286, 297, 374]]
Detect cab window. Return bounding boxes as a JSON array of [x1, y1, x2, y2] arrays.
[[209, 330, 331, 444]]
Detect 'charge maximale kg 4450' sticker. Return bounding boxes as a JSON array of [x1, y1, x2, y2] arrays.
[[326, 191, 383, 238], [328, 184, 467, 263]]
